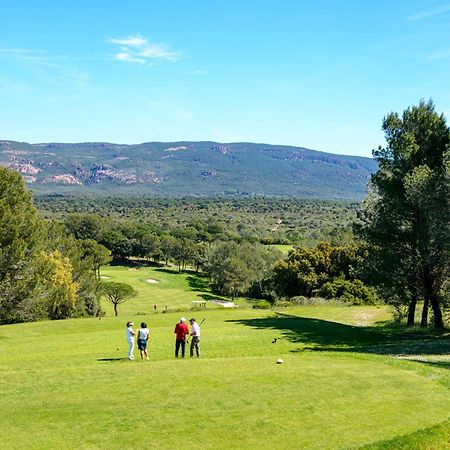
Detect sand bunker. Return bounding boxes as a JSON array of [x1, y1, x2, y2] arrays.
[[211, 299, 237, 308], [146, 279, 159, 284]]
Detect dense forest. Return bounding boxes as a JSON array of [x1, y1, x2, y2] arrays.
[[34, 195, 357, 246]]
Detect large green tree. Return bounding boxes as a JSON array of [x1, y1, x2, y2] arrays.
[[102, 281, 137, 316], [356, 100, 450, 328], [46, 223, 104, 318], [271, 242, 363, 298], [205, 241, 278, 299], [80, 239, 112, 279], [0, 168, 48, 322], [64, 214, 106, 241], [0, 168, 103, 322]]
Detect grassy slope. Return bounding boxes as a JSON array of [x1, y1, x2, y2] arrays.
[[1, 307, 449, 449], [1, 266, 449, 449], [100, 265, 213, 314]]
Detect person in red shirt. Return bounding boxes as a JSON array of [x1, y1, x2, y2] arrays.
[[174, 317, 189, 358]]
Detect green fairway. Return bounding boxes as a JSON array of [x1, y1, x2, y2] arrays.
[[100, 264, 215, 315], [1, 306, 449, 449]]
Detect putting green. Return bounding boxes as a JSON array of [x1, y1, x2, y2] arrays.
[[0, 309, 448, 449]]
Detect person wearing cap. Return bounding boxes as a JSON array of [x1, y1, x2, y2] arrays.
[[125, 321, 136, 360], [189, 318, 201, 358], [174, 317, 189, 358]]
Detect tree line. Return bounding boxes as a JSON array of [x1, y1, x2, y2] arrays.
[[0, 168, 110, 323], [1, 101, 448, 328]]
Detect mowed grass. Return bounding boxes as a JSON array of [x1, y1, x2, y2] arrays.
[[100, 265, 214, 314], [1, 305, 449, 450]]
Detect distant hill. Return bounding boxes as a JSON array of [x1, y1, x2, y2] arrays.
[[0, 140, 377, 200]]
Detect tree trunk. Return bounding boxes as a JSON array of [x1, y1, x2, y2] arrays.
[[407, 294, 417, 326], [114, 303, 118, 317], [421, 297, 429, 327], [429, 294, 444, 329], [423, 271, 444, 329]]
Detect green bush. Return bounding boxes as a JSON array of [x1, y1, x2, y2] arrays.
[[291, 296, 309, 304], [318, 279, 378, 305], [252, 300, 272, 309]]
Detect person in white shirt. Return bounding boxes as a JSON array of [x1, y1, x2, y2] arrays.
[[126, 321, 136, 360], [136, 322, 150, 360], [189, 318, 201, 358]]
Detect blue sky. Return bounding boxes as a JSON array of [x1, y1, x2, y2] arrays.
[[1, 1, 450, 157]]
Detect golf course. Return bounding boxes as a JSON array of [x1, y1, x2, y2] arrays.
[[1, 265, 449, 449]]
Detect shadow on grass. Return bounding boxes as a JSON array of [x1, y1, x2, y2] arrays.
[[197, 293, 223, 301], [186, 274, 210, 292], [404, 359, 450, 370], [110, 259, 164, 268], [153, 267, 179, 275], [97, 357, 129, 362], [154, 267, 200, 276], [227, 313, 450, 361]]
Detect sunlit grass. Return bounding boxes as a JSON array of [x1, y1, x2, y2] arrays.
[[1, 306, 449, 449], [100, 264, 212, 315]]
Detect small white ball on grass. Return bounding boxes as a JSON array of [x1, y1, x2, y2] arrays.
[[276, 358, 283, 364]]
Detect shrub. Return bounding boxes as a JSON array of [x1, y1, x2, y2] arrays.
[[252, 300, 272, 309], [291, 296, 308, 305], [288, 296, 330, 305], [318, 279, 379, 305]]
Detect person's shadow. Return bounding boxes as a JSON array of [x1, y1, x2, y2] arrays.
[[97, 357, 128, 362]]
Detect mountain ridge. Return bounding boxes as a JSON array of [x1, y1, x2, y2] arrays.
[[0, 140, 377, 200]]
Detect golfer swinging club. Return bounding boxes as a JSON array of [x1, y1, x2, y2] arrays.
[[189, 318, 201, 358]]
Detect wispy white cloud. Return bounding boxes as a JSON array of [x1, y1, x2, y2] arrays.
[[116, 52, 146, 64], [108, 36, 148, 47], [406, 3, 450, 21], [107, 34, 181, 64], [0, 47, 90, 94], [0, 48, 62, 67]]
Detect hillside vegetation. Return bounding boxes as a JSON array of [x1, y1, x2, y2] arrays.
[[34, 196, 357, 246], [0, 140, 377, 199]]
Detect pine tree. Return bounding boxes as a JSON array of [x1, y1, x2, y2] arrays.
[[356, 101, 450, 328]]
